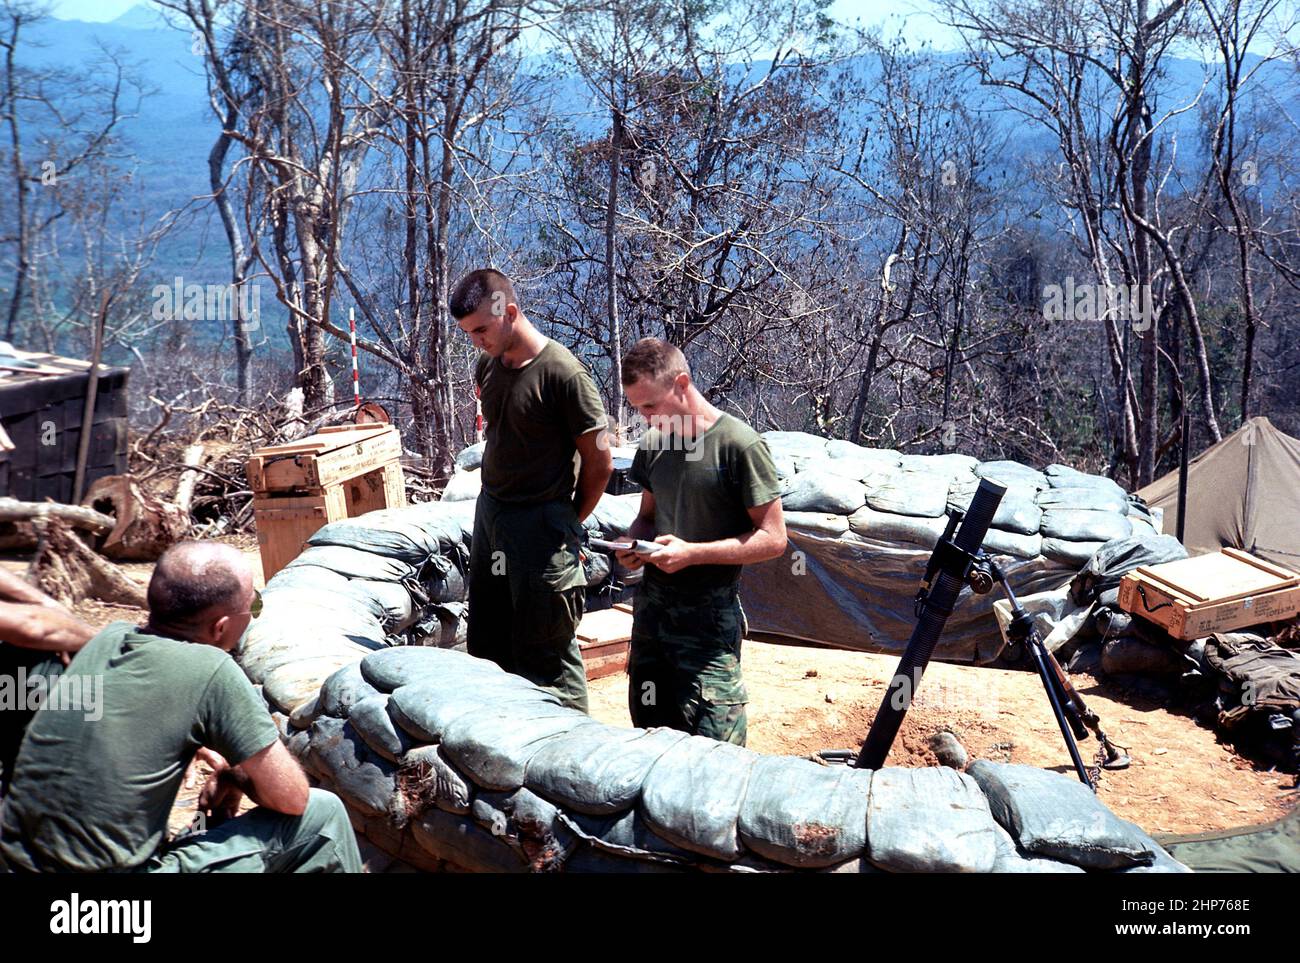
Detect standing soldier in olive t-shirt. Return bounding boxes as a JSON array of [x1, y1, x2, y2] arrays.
[[617, 338, 786, 746], [451, 269, 611, 712]]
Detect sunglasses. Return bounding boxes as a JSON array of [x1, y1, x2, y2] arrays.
[[249, 589, 263, 619]]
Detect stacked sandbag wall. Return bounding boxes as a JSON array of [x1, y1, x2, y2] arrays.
[[238, 497, 1188, 873]]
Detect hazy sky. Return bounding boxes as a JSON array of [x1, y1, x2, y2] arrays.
[[50, 0, 961, 46]]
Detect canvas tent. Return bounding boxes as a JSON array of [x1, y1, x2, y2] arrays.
[[1138, 417, 1300, 570]]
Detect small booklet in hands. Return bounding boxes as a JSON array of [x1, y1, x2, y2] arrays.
[[588, 537, 664, 556]]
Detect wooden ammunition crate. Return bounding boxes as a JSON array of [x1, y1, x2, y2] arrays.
[[247, 424, 407, 579], [1118, 548, 1300, 640], [577, 604, 633, 680]]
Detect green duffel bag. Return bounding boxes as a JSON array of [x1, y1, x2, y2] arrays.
[[1156, 807, 1300, 873]]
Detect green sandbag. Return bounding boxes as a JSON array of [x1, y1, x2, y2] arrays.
[[348, 693, 415, 763], [848, 506, 947, 548], [865, 767, 998, 873], [1040, 509, 1132, 543], [640, 736, 761, 862], [306, 716, 400, 819], [470, 787, 579, 871], [990, 823, 1085, 873], [968, 761, 1153, 870], [387, 682, 559, 744], [782, 511, 851, 536], [440, 705, 600, 792], [319, 662, 382, 718], [563, 845, 688, 873], [410, 808, 529, 873], [737, 756, 873, 868], [1035, 487, 1129, 515], [396, 744, 474, 816], [557, 808, 699, 866], [524, 725, 688, 815], [865, 470, 950, 517], [780, 469, 867, 514], [286, 544, 418, 582], [360, 644, 506, 692]]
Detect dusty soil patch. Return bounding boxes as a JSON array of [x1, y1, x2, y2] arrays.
[[588, 639, 1298, 836]]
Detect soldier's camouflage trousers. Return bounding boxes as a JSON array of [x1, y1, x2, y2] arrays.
[[628, 577, 749, 746]]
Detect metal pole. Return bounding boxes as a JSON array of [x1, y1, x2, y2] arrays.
[[1177, 407, 1189, 543]]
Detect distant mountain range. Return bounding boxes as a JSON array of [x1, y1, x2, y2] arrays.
[[12, 4, 1297, 359]]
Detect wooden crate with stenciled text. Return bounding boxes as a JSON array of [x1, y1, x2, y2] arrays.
[[246, 424, 407, 579], [1118, 548, 1300, 640]]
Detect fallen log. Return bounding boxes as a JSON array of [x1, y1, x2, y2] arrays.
[[0, 497, 115, 535], [29, 518, 147, 609]]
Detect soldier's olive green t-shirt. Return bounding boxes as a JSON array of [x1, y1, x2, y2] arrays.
[[628, 413, 782, 589], [475, 339, 608, 505], [0, 621, 278, 873]]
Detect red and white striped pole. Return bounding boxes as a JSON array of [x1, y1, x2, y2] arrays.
[[348, 306, 361, 408]]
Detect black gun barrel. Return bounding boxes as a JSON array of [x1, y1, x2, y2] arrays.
[[855, 477, 1006, 769]]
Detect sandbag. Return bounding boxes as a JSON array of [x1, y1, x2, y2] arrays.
[[865, 470, 950, 517], [898, 452, 980, 478], [762, 431, 830, 459], [587, 493, 640, 536], [455, 441, 485, 471], [1069, 534, 1188, 605], [348, 693, 415, 763], [1035, 487, 1129, 515], [990, 823, 1085, 873], [967, 761, 1154, 869], [975, 460, 1049, 491], [981, 528, 1044, 559], [238, 626, 377, 684], [260, 582, 385, 624], [865, 767, 998, 873], [557, 808, 699, 866], [1101, 638, 1188, 676], [421, 554, 467, 603], [524, 725, 688, 815], [1042, 537, 1108, 568], [640, 736, 760, 862], [387, 681, 560, 744], [782, 512, 851, 537], [307, 517, 444, 564], [737, 756, 873, 868], [820, 457, 895, 486], [440, 705, 599, 792], [949, 479, 1042, 535], [345, 579, 418, 632], [1046, 465, 1127, 500], [263, 565, 350, 594], [410, 807, 529, 872], [823, 439, 898, 463], [287, 545, 418, 583], [396, 744, 474, 816], [470, 787, 577, 871], [319, 662, 382, 719], [441, 469, 482, 502], [847, 506, 947, 548], [263, 653, 366, 714], [361, 645, 506, 692], [780, 469, 866, 514], [1040, 509, 1132, 544], [288, 693, 322, 730], [307, 717, 401, 819]]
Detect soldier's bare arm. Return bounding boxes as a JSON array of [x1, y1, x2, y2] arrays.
[[573, 427, 614, 522]]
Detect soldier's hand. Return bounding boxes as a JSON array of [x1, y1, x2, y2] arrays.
[[615, 547, 644, 571], [646, 534, 695, 574]]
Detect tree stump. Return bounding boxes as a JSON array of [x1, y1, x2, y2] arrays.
[[82, 475, 188, 561]]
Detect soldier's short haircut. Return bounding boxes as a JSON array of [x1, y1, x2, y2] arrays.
[[147, 541, 244, 626], [449, 268, 517, 320], [621, 338, 690, 387]]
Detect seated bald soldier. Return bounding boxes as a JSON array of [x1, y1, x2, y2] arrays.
[[0, 541, 362, 873]]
